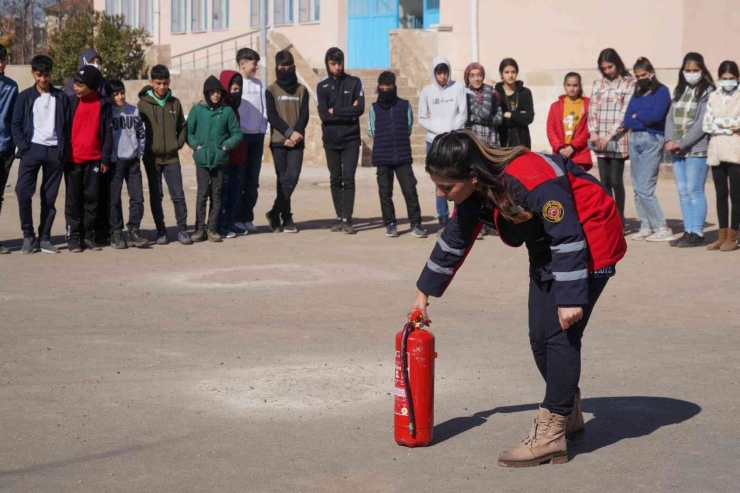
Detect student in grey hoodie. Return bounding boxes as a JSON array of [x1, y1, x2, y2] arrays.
[[418, 56, 467, 234], [105, 79, 148, 249]]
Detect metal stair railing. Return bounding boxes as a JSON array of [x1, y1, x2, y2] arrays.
[[171, 29, 261, 73]]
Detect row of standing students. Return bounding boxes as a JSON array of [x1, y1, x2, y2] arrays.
[[1, 45, 739, 253], [418, 48, 739, 250]]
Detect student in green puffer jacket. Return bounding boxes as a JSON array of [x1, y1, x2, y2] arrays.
[[187, 75, 242, 242]]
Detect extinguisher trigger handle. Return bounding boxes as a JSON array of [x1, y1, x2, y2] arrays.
[[409, 309, 424, 325]]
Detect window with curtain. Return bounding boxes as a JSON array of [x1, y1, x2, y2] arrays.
[[212, 0, 229, 29], [274, 0, 293, 25], [171, 0, 187, 33], [299, 0, 319, 23], [139, 0, 153, 33], [250, 0, 262, 27], [191, 0, 206, 31]]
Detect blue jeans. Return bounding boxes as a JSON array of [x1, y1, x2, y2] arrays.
[[236, 133, 265, 224], [672, 155, 708, 235], [428, 141, 449, 220], [629, 131, 666, 230]]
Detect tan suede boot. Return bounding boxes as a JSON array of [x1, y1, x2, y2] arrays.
[[498, 407, 568, 467], [707, 228, 727, 250], [566, 390, 585, 441], [720, 229, 739, 251]]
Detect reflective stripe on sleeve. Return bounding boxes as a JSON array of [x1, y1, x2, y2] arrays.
[[436, 237, 465, 257], [426, 259, 454, 276], [550, 240, 586, 254], [553, 269, 588, 281]]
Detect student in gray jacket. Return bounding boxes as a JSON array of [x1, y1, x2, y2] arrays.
[[664, 53, 715, 248], [105, 79, 148, 249]]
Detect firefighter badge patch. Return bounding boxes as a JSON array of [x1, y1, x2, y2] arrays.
[[543, 200, 564, 223]]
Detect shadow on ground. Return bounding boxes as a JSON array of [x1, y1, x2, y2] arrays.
[[432, 396, 701, 459]]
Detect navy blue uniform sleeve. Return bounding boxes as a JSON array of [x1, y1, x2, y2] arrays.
[[417, 209, 483, 297], [525, 175, 590, 306]]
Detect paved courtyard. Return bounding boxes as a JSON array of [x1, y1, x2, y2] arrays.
[[0, 162, 738, 492]]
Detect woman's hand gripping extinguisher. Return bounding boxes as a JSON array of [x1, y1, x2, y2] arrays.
[[394, 310, 436, 447]]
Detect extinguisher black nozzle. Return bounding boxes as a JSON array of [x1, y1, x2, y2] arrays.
[[409, 423, 416, 438]]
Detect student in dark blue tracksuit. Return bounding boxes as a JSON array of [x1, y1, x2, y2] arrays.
[[409, 130, 626, 468]]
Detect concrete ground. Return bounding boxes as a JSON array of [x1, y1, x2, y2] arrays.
[[0, 161, 738, 493]]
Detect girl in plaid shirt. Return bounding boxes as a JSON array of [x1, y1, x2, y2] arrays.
[[665, 53, 715, 248], [588, 48, 635, 225]]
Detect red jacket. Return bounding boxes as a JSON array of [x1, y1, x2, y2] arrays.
[[418, 152, 626, 306], [219, 70, 247, 165], [547, 95, 593, 171]]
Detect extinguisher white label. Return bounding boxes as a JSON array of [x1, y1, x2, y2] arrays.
[[394, 350, 409, 417]]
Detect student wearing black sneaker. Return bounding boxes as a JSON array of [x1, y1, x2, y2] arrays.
[[367, 71, 426, 238], [105, 79, 149, 249], [0, 45, 18, 254], [265, 50, 310, 233], [11, 55, 71, 254], [317, 47, 364, 234], [64, 65, 113, 253], [138, 65, 191, 245]]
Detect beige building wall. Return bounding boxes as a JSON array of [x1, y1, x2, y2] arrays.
[[441, 0, 686, 78], [92, 0, 345, 71]]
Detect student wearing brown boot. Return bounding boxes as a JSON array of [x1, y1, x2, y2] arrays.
[[409, 131, 627, 467], [703, 61, 740, 252]]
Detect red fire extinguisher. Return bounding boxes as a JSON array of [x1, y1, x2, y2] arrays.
[[394, 310, 436, 447]]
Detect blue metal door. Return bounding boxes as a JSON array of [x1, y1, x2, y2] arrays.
[[348, 0, 399, 69], [423, 0, 439, 28]]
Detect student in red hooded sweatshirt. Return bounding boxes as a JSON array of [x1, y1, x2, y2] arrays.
[[547, 73, 593, 172], [217, 69, 247, 238]]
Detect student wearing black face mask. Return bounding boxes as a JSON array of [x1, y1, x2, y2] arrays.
[[367, 71, 426, 238], [265, 50, 310, 233], [624, 57, 673, 242]]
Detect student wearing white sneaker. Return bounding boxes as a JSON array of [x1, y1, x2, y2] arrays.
[[623, 57, 673, 242]]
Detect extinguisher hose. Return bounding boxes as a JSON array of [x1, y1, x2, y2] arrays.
[[401, 321, 416, 438]]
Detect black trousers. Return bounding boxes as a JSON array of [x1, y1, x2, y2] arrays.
[[109, 158, 145, 231], [270, 146, 304, 221], [325, 146, 359, 221], [15, 144, 65, 240], [95, 168, 111, 241], [236, 133, 265, 224], [64, 161, 101, 240], [195, 166, 224, 232], [528, 276, 610, 416], [143, 160, 188, 233], [376, 164, 422, 226], [711, 162, 740, 230], [597, 157, 626, 219], [0, 149, 14, 218]]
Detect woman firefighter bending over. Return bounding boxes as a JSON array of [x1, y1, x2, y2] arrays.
[[409, 130, 627, 467]]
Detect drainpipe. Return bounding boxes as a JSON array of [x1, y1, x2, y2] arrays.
[[260, 0, 268, 89], [470, 0, 479, 62], [154, 0, 161, 45]]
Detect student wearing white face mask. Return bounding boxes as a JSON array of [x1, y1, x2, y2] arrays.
[[664, 53, 715, 248], [703, 61, 740, 251], [63, 49, 107, 97]]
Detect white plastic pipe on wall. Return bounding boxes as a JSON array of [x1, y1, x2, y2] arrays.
[[471, 0, 479, 62]]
